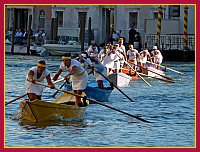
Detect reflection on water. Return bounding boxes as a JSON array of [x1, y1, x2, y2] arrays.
[[18, 119, 87, 130]]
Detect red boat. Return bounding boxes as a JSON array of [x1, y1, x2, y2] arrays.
[[121, 66, 138, 81]]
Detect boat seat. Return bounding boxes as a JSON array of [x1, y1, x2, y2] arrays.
[[60, 101, 75, 105]]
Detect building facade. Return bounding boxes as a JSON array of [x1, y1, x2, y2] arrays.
[[5, 5, 195, 50]]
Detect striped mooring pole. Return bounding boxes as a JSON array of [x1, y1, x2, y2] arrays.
[[156, 6, 162, 47], [183, 6, 188, 49]]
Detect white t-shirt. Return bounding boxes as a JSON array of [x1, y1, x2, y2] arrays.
[[60, 59, 88, 90], [127, 49, 138, 60]]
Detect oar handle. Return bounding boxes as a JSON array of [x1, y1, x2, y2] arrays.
[[53, 78, 65, 84], [34, 81, 153, 123]]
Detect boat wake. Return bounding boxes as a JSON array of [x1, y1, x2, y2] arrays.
[[12, 112, 23, 120]]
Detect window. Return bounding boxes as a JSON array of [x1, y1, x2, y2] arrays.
[[56, 11, 63, 27], [153, 12, 158, 19], [129, 12, 138, 28], [169, 5, 180, 18], [39, 9, 45, 29], [78, 12, 87, 28]]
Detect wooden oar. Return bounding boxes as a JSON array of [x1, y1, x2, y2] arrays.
[[125, 60, 152, 87], [52, 77, 65, 84], [139, 73, 175, 83], [5, 93, 27, 106], [128, 61, 173, 81], [95, 70, 135, 102], [142, 66, 173, 80], [146, 61, 187, 76], [51, 80, 70, 97], [35, 82, 153, 123], [5, 78, 65, 106]]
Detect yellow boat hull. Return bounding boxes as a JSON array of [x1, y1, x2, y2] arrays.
[[20, 93, 89, 122]]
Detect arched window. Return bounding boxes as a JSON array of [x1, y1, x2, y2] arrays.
[[39, 9, 45, 30]]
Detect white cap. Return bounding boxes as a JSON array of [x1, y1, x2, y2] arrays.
[[90, 53, 98, 58], [81, 54, 87, 58], [143, 49, 149, 53], [153, 46, 157, 50]]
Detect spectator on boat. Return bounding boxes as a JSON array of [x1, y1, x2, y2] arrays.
[[15, 28, 23, 44], [127, 44, 139, 70], [89, 53, 106, 88], [15, 28, 23, 37], [151, 46, 163, 69], [25, 60, 55, 101], [53, 53, 88, 107]]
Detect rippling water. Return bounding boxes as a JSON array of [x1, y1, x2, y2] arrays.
[[5, 54, 195, 147]]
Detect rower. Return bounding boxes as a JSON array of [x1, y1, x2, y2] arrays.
[[151, 46, 163, 69], [53, 53, 88, 107], [25, 60, 55, 101], [89, 53, 107, 89], [127, 44, 139, 70]]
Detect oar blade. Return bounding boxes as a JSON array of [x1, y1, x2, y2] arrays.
[[5, 93, 27, 106]]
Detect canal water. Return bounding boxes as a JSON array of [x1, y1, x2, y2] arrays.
[[5, 54, 195, 147]]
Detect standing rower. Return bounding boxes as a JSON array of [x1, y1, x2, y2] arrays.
[[53, 53, 88, 107], [25, 60, 55, 101]]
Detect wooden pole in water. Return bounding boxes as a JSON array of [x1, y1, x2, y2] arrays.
[[27, 14, 32, 55], [106, 9, 111, 43], [51, 18, 58, 43], [11, 8, 15, 54], [80, 13, 86, 52], [88, 17, 91, 46]]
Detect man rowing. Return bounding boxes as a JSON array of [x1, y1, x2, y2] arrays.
[[151, 46, 163, 69], [53, 53, 88, 107], [25, 60, 55, 101]]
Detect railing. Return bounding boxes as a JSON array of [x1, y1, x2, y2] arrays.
[[143, 34, 195, 51]]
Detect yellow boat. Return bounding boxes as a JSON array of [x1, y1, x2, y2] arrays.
[[20, 93, 89, 122]]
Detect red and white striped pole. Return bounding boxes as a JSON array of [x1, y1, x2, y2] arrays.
[[183, 6, 188, 49], [156, 6, 162, 47]]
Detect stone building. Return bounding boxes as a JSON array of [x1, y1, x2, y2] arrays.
[[5, 5, 195, 50]]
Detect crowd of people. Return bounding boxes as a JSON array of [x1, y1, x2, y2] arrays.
[[85, 38, 163, 75], [25, 37, 163, 107], [6, 28, 46, 45]]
